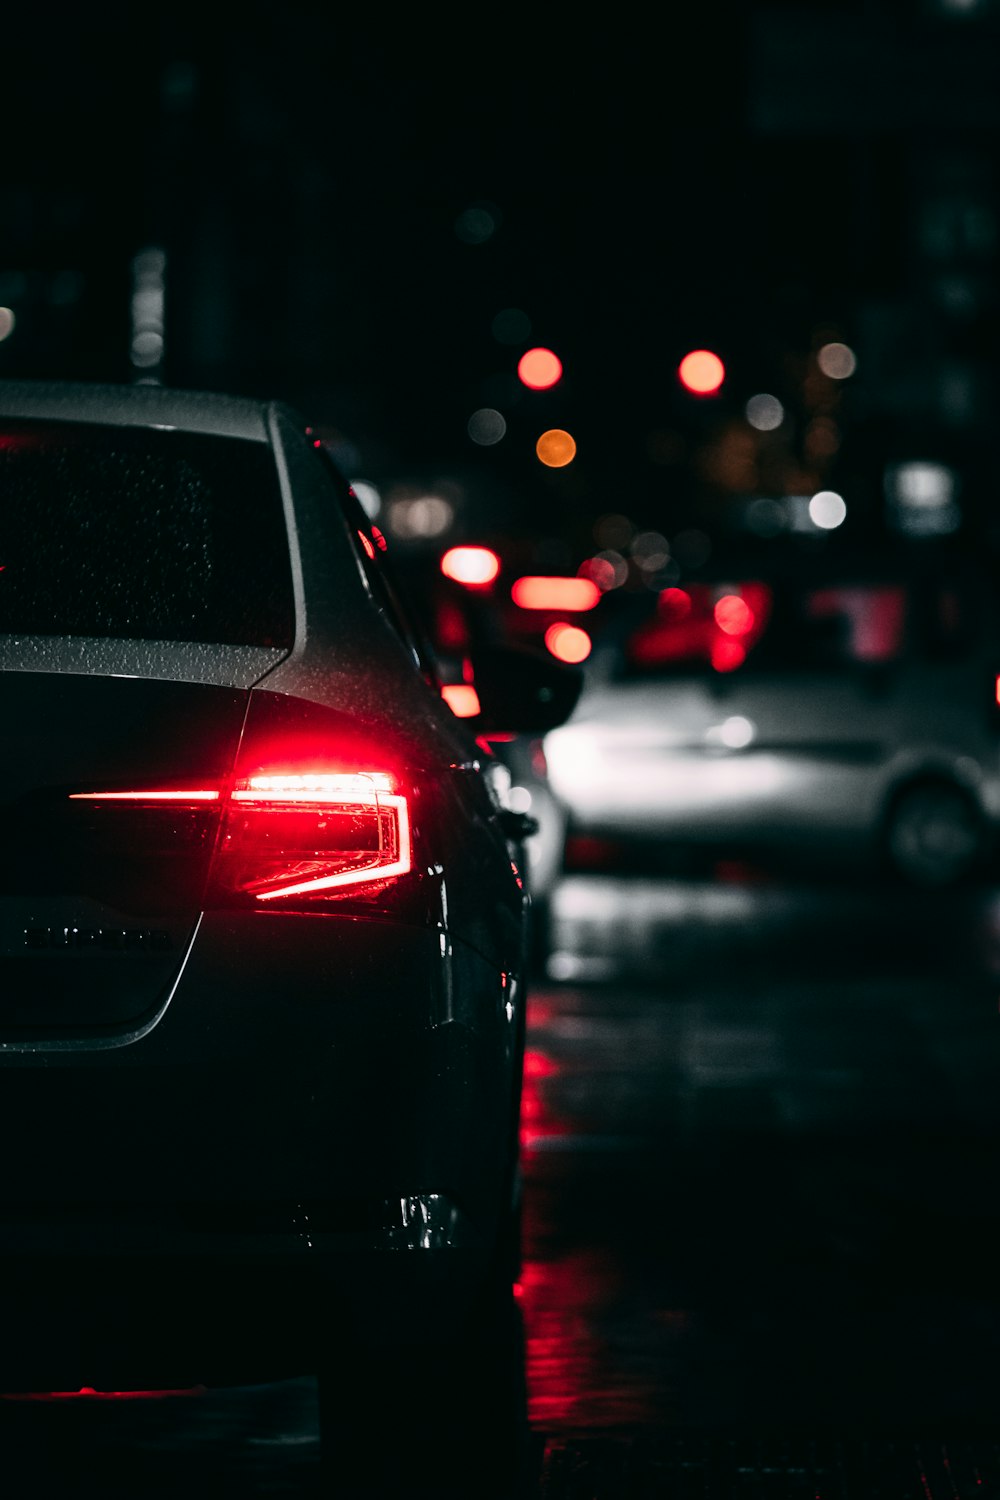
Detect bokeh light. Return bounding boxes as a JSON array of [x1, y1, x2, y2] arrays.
[[387, 495, 454, 539], [349, 480, 381, 518], [441, 546, 501, 586], [631, 532, 670, 571], [816, 342, 857, 379], [441, 683, 482, 718], [809, 490, 847, 529], [511, 576, 600, 611], [544, 622, 592, 663], [745, 393, 783, 431], [579, 552, 628, 590], [659, 587, 692, 618], [536, 429, 577, 467], [745, 497, 787, 537], [714, 594, 755, 636], [454, 205, 499, 244], [711, 637, 747, 673], [0, 307, 16, 342], [467, 408, 507, 446], [678, 349, 725, 395], [518, 348, 563, 390]]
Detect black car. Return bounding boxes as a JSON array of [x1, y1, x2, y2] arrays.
[[0, 380, 581, 1451]]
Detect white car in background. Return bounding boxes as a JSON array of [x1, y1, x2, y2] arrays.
[[544, 544, 1000, 889]]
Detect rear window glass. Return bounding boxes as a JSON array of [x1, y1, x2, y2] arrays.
[[0, 419, 295, 647]]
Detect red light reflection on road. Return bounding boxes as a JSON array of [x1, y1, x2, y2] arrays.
[[517, 1018, 670, 1430]]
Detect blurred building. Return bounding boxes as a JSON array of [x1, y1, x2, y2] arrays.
[[744, 0, 1000, 547], [0, 5, 997, 566]]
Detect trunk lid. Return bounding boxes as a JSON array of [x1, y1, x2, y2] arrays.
[[0, 671, 251, 1037]]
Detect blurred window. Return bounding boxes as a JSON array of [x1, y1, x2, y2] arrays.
[[0, 419, 294, 646]]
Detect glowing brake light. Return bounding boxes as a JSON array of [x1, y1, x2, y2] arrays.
[[222, 772, 411, 900], [70, 772, 412, 904], [70, 789, 220, 801]]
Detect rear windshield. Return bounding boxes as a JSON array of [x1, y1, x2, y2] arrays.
[[0, 419, 295, 647]]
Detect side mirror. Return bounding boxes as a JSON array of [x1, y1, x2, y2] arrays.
[[469, 643, 584, 734]]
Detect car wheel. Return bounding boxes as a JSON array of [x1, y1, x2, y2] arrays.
[[884, 780, 987, 888]]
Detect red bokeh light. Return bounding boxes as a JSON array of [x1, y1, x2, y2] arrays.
[[511, 576, 600, 611], [678, 349, 725, 395], [440, 546, 501, 587], [711, 637, 747, 672], [441, 683, 482, 718], [517, 347, 563, 390], [713, 594, 755, 636], [659, 586, 692, 618], [544, 622, 592, 663]]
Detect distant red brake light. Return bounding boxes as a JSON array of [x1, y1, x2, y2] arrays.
[[511, 576, 600, 612]]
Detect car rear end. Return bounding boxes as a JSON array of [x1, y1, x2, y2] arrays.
[[0, 387, 525, 1388]]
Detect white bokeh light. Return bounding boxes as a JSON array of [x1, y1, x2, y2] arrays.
[[809, 490, 847, 529], [467, 408, 507, 446], [745, 393, 784, 431], [817, 342, 857, 380], [350, 480, 382, 519]]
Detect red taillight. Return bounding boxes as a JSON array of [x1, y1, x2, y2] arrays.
[[221, 772, 411, 900], [70, 771, 413, 906]]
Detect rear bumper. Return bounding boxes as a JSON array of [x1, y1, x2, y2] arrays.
[[0, 1231, 494, 1390], [0, 912, 520, 1383]]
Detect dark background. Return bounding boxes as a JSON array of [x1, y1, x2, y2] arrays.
[[3, 1, 998, 570]]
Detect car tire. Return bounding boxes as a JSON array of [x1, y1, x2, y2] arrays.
[[884, 779, 987, 889]]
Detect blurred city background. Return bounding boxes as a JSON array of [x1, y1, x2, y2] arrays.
[[3, 1, 998, 635]]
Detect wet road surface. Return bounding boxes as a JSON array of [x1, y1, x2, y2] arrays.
[[4, 873, 1000, 1495]]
